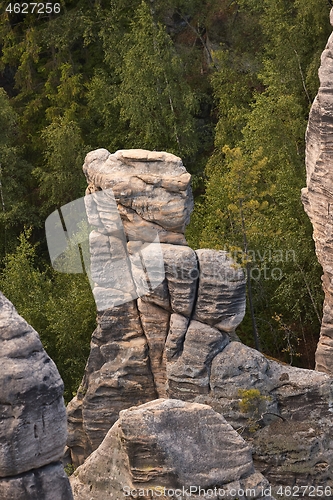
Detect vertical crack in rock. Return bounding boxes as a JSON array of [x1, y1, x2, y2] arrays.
[[67, 148, 247, 467], [189, 248, 201, 322], [134, 299, 159, 400]]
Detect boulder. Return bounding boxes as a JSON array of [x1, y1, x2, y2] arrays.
[[0, 292, 73, 498], [196, 342, 333, 488], [70, 399, 274, 500]]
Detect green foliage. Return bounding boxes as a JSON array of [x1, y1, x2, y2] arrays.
[[0, 0, 331, 395], [201, 145, 271, 253], [0, 230, 96, 402], [186, 0, 328, 362], [0, 89, 37, 254], [64, 463, 75, 476], [0, 228, 51, 335], [33, 116, 88, 213], [238, 388, 271, 432], [117, 1, 198, 160]]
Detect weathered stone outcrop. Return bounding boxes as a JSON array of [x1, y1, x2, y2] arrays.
[[70, 399, 274, 500], [196, 342, 333, 489], [0, 292, 73, 499], [67, 149, 247, 467], [67, 301, 157, 465], [302, 9, 333, 374], [68, 146, 333, 494]]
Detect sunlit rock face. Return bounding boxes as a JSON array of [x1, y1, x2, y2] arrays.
[[199, 341, 333, 488], [0, 292, 73, 499], [302, 9, 333, 375], [67, 141, 333, 493], [70, 399, 274, 500], [67, 149, 246, 467]]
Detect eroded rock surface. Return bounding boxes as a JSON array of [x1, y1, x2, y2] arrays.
[[67, 301, 157, 464], [302, 9, 333, 374], [196, 342, 333, 489], [70, 399, 274, 500], [0, 292, 73, 499], [67, 149, 247, 467], [68, 144, 333, 496]]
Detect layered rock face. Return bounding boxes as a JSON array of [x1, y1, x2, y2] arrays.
[[68, 147, 333, 493], [302, 9, 333, 374], [0, 292, 73, 499], [67, 149, 246, 467], [197, 342, 333, 489], [70, 399, 274, 500]]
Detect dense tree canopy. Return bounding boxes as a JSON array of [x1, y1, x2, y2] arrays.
[[0, 0, 331, 398]]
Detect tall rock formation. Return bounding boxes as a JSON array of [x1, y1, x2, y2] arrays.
[[67, 148, 246, 467], [64, 146, 333, 499], [302, 8, 333, 374], [0, 292, 73, 499], [67, 147, 333, 493]]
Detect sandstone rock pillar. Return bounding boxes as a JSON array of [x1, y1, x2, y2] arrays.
[[66, 149, 247, 467], [302, 9, 333, 374]]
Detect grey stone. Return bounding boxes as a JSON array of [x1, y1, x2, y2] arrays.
[[197, 342, 333, 489], [137, 298, 170, 398], [0, 463, 73, 500], [164, 313, 189, 362], [162, 243, 199, 317], [70, 399, 274, 500], [67, 301, 157, 467], [167, 320, 229, 399], [0, 292, 73, 498], [0, 292, 67, 476], [67, 149, 248, 468], [302, 10, 333, 375], [193, 249, 246, 333], [83, 148, 193, 235]]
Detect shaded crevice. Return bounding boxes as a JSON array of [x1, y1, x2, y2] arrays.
[[134, 299, 159, 400], [189, 250, 201, 322]]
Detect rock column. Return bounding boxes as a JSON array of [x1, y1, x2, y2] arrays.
[[302, 9, 333, 374], [67, 149, 246, 466], [0, 292, 73, 499]]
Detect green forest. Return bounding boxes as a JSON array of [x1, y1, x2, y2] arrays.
[[0, 0, 331, 401]]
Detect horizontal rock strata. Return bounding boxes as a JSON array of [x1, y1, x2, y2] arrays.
[[70, 399, 274, 500], [302, 9, 333, 374], [67, 149, 246, 467], [0, 292, 73, 499]]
